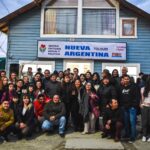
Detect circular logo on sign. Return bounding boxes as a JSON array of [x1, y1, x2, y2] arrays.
[[40, 44, 46, 53]]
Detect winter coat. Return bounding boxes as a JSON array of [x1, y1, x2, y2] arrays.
[[80, 91, 99, 122], [17, 103, 35, 127], [97, 85, 117, 111], [43, 101, 66, 120], [45, 80, 62, 98]]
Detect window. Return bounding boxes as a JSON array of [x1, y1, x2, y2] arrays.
[[120, 18, 137, 38], [41, 0, 118, 37], [44, 0, 77, 34], [19, 61, 55, 76], [83, 9, 116, 35], [102, 63, 140, 81], [82, 0, 116, 35], [63, 60, 94, 74]]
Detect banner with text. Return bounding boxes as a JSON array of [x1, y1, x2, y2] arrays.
[[38, 41, 126, 60]]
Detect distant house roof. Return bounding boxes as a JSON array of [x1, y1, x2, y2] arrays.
[[0, 0, 150, 33]]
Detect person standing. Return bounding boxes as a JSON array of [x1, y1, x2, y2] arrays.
[[119, 75, 138, 143], [80, 82, 99, 134], [140, 77, 150, 142], [45, 74, 62, 99]]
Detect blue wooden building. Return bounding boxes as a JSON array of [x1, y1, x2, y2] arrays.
[[0, 0, 150, 79]]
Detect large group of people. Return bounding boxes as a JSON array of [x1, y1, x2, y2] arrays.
[[0, 66, 149, 144]]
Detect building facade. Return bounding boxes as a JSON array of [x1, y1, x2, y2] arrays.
[[0, 0, 150, 79]]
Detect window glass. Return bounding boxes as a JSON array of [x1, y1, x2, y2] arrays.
[[127, 67, 137, 75], [102, 63, 140, 81], [83, 9, 116, 35], [122, 20, 135, 36], [22, 64, 37, 74], [83, 0, 115, 7], [105, 66, 121, 75], [65, 62, 93, 74], [44, 9, 77, 34], [48, 0, 78, 7]]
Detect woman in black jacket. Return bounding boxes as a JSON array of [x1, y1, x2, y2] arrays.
[[16, 94, 35, 139], [61, 75, 73, 130], [71, 79, 84, 131], [97, 77, 117, 115]]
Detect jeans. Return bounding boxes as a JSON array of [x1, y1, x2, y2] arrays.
[[122, 107, 137, 141], [42, 116, 66, 134]]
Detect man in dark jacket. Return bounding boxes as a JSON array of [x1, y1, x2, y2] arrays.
[[119, 75, 138, 142], [42, 70, 50, 89], [45, 74, 62, 99], [102, 99, 123, 142], [42, 95, 66, 137]]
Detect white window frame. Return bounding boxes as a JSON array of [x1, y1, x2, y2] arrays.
[[120, 17, 137, 38], [40, 0, 120, 38], [102, 63, 140, 79], [19, 60, 55, 76], [63, 59, 94, 73]]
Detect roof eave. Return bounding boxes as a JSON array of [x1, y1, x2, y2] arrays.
[[118, 0, 150, 20], [0, 0, 44, 33]]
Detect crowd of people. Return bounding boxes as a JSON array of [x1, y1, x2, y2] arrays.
[[0, 66, 150, 144]]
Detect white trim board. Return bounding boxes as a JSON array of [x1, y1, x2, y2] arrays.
[[40, 0, 120, 38]]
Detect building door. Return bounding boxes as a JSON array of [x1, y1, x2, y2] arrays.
[[63, 60, 94, 74]]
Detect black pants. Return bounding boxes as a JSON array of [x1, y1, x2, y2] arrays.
[[15, 122, 33, 138], [0, 125, 13, 138], [141, 106, 150, 137], [103, 121, 123, 138], [65, 102, 81, 130]]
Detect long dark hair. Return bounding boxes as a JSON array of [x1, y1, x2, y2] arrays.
[[143, 77, 150, 97], [92, 72, 101, 84]]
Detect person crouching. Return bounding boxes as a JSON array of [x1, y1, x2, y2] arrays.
[[102, 99, 123, 142], [0, 100, 14, 141], [42, 95, 66, 137], [34, 94, 46, 131], [16, 94, 35, 139]]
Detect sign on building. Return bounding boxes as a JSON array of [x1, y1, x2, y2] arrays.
[[38, 41, 126, 60]]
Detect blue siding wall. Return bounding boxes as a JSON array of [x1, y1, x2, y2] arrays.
[[7, 5, 150, 74]]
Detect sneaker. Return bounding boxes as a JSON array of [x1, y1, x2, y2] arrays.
[[81, 131, 89, 135], [142, 136, 146, 142], [128, 140, 134, 144], [114, 137, 120, 142], [101, 133, 108, 138], [59, 133, 65, 138], [147, 138, 150, 142]]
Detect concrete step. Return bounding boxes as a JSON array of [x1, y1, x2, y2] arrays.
[[65, 132, 124, 150]]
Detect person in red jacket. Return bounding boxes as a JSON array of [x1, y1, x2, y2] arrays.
[[34, 94, 46, 129]]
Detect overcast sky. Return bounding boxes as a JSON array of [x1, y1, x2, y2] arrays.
[[0, 0, 150, 57]]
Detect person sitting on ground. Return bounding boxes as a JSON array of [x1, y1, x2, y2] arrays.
[[102, 99, 123, 142], [42, 95, 66, 137], [0, 100, 14, 141], [34, 94, 46, 130], [16, 94, 35, 139]]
